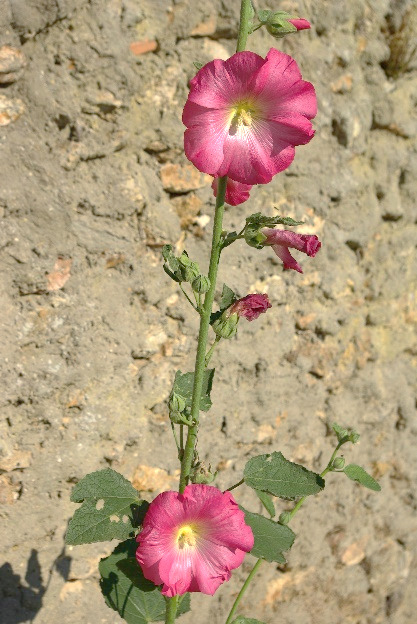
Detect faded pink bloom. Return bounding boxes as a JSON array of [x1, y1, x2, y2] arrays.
[[136, 484, 254, 597], [183, 48, 316, 186], [212, 177, 252, 206], [288, 18, 311, 31], [229, 293, 271, 321], [262, 228, 321, 273]]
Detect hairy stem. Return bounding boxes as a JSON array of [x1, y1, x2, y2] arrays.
[[236, 0, 254, 52], [178, 177, 227, 493], [165, 596, 178, 624]]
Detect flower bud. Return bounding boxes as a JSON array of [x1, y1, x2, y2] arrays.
[[169, 392, 186, 414], [212, 313, 239, 339], [332, 457, 345, 470], [259, 10, 311, 39], [244, 226, 268, 249], [178, 252, 192, 267], [181, 261, 200, 283], [192, 275, 211, 294], [349, 432, 360, 444], [279, 511, 291, 525], [190, 462, 218, 484]]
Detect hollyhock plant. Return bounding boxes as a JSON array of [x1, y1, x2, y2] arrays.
[[289, 18, 311, 31], [229, 293, 272, 321], [262, 228, 321, 273], [136, 484, 254, 597], [212, 176, 252, 206], [183, 48, 317, 185]]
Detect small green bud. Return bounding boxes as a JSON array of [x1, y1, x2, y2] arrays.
[[266, 20, 297, 39], [212, 312, 239, 339], [332, 457, 345, 470], [169, 392, 186, 414], [349, 432, 360, 444], [279, 511, 291, 525], [182, 261, 200, 283], [192, 275, 210, 294], [190, 462, 218, 484], [169, 410, 184, 424], [178, 251, 192, 267]]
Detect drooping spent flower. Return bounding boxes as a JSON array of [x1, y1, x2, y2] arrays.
[[212, 293, 271, 338], [229, 293, 271, 321], [183, 48, 317, 186], [212, 177, 252, 206], [262, 228, 321, 273], [136, 484, 254, 597]]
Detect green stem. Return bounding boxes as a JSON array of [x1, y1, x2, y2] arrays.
[[225, 559, 264, 624], [225, 478, 245, 492], [180, 284, 198, 312], [178, 176, 227, 494], [165, 596, 178, 624], [236, 0, 254, 52]]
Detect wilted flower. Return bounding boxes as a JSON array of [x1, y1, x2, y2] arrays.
[[262, 228, 321, 273], [212, 177, 252, 206], [136, 484, 254, 597], [229, 293, 271, 321], [183, 48, 316, 185]]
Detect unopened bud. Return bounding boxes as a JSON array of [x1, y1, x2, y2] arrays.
[[244, 227, 267, 249], [192, 275, 210, 294], [349, 432, 360, 444], [178, 252, 192, 267], [182, 261, 200, 283], [332, 457, 345, 470], [279, 511, 291, 525], [169, 392, 186, 414], [212, 312, 239, 339]]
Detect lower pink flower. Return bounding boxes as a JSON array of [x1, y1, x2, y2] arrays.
[[136, 484, 254, 597], [230, 293, 271, 321], [262, 228, 321, 273], [212, 177, 252, 206]]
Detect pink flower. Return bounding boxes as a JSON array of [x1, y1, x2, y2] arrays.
[[229, 293, 271, 321], [136, 484, 254, 597], [288, 18, 311, 31], [262, 228, 321, 273], [183, 48, 316, 185], [212, 177, 252, 206]]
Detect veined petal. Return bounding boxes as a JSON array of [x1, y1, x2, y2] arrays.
[[183, 104, 229, 175], [188, 53, 265, 109], [272, 244, 303, 273]]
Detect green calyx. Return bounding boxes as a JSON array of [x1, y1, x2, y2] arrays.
[[212, 312, 239, 339], [257, 10, 298, 38], [332, 456, 345, 470], [244, 227, 268, 249], [192, 275, 211, 294]]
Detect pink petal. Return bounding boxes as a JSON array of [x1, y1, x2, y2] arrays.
[[212, 177, 252, 206], [188, 53, 265, 109], [183, 102, 229, 175], [264, 229, 321, 256], [289, 18, 311, 31], [272, 244, 303, 273]]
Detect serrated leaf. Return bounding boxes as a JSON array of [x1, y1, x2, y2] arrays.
[[193, 61, 203, 70], [245, 212, 303, 229], [232, 618, 266, 624], [244, 452, 325, 500], [66, 468, 147, 545], [254, 489, 275, 517], [343, 464, 381, 491], [100, 540, 191, 624], [243, 508, 295, 563], [172, 369, 215, 412], [272, 215, 304, 226]]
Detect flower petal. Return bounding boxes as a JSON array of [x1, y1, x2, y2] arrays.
[[212, 177, 252, 206], [272, 244, 303, 273], [183, 102, 228, 175], [188, 53, 265, 109]]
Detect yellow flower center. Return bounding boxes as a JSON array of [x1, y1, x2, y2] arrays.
[[176, 525, 197, 549], [229, 100, 257, 135]]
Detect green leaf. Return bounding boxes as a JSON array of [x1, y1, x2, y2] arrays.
[[210, 283, 237, 324], [232, 618, 266, 624], [244, 452, 325, 500], [193, 61, 204, 70], [343, 464, 381, 491], [245, 212, 304, 229], [66, 468, 148, 545], [100, 540, 191, 624], [172, 369, 215, 412], [254, 489, 275, 517], [243, 508, 295, 563]]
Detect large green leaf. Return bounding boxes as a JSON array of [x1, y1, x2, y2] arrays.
[[66, 468, 148, 545], [172, 369, 215, 412], [244, 452, 325, 500], [243, 509, 295, 564], [99, 540, 191, 624], [343, 464, 381, 491]]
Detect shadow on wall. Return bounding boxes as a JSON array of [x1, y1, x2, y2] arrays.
[[0, 550, 46, 624]]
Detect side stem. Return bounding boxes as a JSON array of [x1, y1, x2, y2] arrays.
[[225, 559, 264, 624]]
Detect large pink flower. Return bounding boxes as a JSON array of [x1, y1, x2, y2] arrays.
[[262, 228, 321, 273], [183, 48, 316, 185], [212, 177, 252, 206], [136, 484, 254, 597]]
